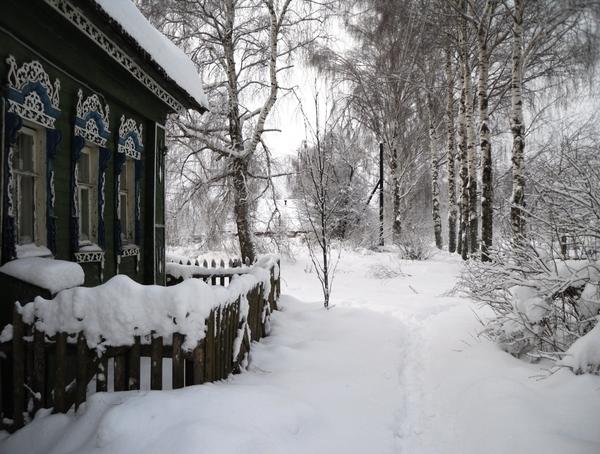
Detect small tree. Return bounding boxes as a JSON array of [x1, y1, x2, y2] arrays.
[[295, 91, 347, 309]]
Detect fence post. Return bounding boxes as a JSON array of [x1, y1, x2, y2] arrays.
[[128, 336, 140, 390], [114, 352, 127, 392], [192, 339, 205, 385], [172, 333, 184, 389], [75, 332, 87, 409], [32, 325, 46, 412], [12, 304, 25, 428], [96, 355, 108, 392], [205, 311, 215, 382], [151, 335, 163, 390], [54, 332, 67, 413]]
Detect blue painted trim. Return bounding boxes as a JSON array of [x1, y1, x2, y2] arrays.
[[2, 111, 21, 263]]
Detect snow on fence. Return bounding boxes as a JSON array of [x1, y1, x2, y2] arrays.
[[0, 256, 280, 432]]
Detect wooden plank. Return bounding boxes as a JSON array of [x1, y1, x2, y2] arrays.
[[32, 327, 46, 412], [54, 332, 67, 413], [96, 356, 108, 393], [225, 305, 232, 375], [128, 336, 140, 390], [151, 335, 163, 390], [172, 333, 184, 389], [114, 352, 127, 391], [205, 311, 215, 382], [12, 305, 25, 428], [192, 339, 205, 385], [215, 308, 222, 379], [75, 332, 87, 409], [185, 358, 193, 387]]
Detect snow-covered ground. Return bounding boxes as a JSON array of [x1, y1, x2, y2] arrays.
[[2, 249, 599, 454]]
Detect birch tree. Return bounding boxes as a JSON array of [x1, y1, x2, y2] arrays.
[[140, 0, 330, 261], [428, 92, 443, 249], [445, 47, 458, 253]]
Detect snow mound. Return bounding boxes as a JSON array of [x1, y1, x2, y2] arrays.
[[0, 257, 84, 294], [559, 320, 600, 374], [20, 267, 271, 351]]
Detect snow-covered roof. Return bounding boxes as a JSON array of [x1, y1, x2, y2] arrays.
[[93, 0, 208, 111]]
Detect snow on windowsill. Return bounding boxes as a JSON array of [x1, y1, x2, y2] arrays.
[[79, 243, 103, 253], [16, 244, 52, 259], [0, 257, 85, 295]]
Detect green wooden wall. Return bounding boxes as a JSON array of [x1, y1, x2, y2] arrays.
[[0, 0, 173, 286]]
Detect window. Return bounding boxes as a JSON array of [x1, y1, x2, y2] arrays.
[[119, 159, 135, 244], [12, 126, 45, 246], [78, 145, 98, 244]]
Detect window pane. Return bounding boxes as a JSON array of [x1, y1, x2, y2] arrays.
[[15, 132, 34, 172], [80, 187, 90, 241], [79, 152, 90, 184], [120, 193, 128, 240], [120, 165, 127, 189], [19, 175, 35, 244]]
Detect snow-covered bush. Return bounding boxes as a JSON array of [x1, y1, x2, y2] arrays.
[[397, 228, 434, 261], [460, 242, 600, 369]]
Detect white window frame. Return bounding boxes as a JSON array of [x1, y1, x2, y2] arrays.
[[119, 158, 136, 245], [77, 144, 99, 246], [13, 124, 46, 247]]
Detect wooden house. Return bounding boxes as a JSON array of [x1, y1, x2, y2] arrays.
[[0, 0, 207, 307]]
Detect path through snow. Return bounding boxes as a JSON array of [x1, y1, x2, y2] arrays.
[[2, 250, 599, 454]]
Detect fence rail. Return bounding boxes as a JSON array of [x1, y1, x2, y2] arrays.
[[0, 258, 280, 432]]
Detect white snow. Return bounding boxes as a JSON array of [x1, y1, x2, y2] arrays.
[[509, 284, 549, 323], [19, 262, 273, 351], [15, 244, 52, 258], [560, 320, 600, 374], [0, 257, 84, 294], [93, 0, 208, 110], [1, 249, 599, 454]]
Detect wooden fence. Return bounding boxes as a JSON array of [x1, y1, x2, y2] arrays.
[[0, 259, 280, 432]]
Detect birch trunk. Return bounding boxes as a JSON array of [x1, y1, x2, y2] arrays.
[[510, 0, 526, 243], [391, 147, 402, 241], [478, 2, 494, 261], [458, 5, 470, 260], [467, 87, 478, 256], [428, 94, 443, 249], [232, 157, 256, 262], [445, 48, 457, 253]]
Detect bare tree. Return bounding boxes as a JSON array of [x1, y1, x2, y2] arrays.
[[140, 0, 331, 260]]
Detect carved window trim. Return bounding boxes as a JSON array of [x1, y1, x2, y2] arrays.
[[71, 89, 111, 266], [3, 56, 61, 261]]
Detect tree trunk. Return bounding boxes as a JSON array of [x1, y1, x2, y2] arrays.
[[445, 48, 457, 253], [478, 2, 494, 261], [391, 147, 402, 241], [458, 6, 469, 260], [467, 89, 478, 256], [510, 0, 526, 243], [428, 94, 443, 250], [232, 157, 256, 262]]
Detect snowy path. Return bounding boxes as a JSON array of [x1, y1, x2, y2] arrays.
[[2, 251, 600, 454]]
